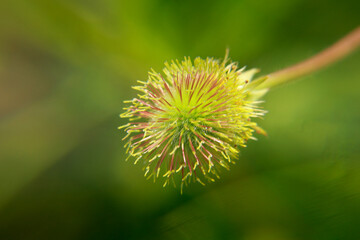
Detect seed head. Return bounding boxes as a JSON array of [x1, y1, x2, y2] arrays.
[[120, 54, 267, 191]]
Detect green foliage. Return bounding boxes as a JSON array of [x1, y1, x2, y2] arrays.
[[0, 0, 359, 239]]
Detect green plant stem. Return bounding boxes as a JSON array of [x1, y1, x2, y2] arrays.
[[260, 26, 360, 89]]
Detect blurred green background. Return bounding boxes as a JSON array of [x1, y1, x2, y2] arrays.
[[0, 0, 359, 239]]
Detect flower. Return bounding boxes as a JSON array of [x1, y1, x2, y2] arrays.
[[119, 53, 268, 192]]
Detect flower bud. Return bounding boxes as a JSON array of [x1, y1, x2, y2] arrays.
[[120, 55, 267, 192]]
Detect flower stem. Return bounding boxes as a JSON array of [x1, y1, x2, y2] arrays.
[[259, 26, 360, 89]]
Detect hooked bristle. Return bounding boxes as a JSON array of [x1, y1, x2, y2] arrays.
[[120, 55, 267, 191]]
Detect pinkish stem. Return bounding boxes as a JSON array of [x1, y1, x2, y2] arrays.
[[260, 26, 360, 89]]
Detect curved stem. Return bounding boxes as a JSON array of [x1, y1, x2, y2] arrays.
[[259, 26, 360, 89]]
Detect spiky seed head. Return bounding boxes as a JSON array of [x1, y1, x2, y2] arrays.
[[119, 54, 267, 191]]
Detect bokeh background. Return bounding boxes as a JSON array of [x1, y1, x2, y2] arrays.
[[0, 0, 359, 239]]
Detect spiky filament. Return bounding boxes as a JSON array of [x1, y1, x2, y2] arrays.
[[120, 56, 267, 190]]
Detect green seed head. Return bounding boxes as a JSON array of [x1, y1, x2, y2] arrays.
[[120, 55, 267, 191]]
